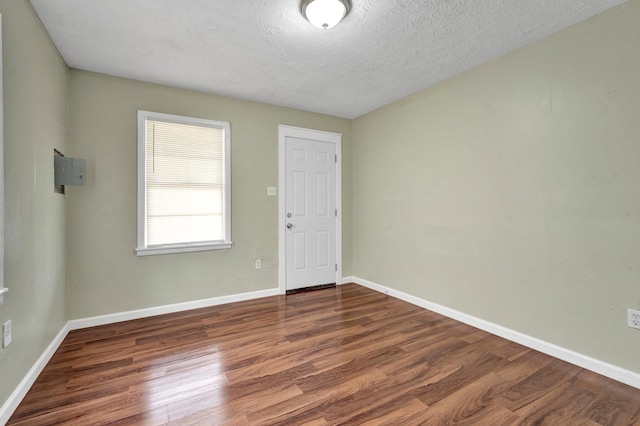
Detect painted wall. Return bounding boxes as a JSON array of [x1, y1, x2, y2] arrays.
[[66, 71, 352, 318], [0, 0, 69, 405], [353, 0, 640, 372]]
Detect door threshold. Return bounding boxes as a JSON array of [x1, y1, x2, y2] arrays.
[[286, 283, 336, 295]]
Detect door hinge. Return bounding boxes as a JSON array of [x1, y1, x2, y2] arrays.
[[335, 154, 338, 163], [335, 264, 338, 272], [335, 209, 338, 217]]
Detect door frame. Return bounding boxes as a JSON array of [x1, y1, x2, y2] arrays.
[[278, 125, 342, 294]]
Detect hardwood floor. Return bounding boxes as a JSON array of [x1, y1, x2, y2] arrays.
[[8, 284, 640, 425]]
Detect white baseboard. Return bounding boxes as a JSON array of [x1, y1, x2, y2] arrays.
[[0, 287, 280, 424], [68, 288, 280, 330], [348, 276, 640, 389], [0, 322, 71, 425], [339, 276, 355, 285]]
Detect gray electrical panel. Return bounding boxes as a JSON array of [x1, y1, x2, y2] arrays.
[[54, 155, 86, 186]]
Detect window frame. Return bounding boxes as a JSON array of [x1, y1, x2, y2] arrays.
[[136, 110, 232, 256]]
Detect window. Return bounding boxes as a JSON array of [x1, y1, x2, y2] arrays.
[[137, 111, 231, 256]]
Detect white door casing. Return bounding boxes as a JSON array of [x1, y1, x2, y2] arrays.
[[278, 125, 342, 293]]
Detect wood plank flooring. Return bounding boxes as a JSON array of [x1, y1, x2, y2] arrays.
[[8, 284, 640, 425]]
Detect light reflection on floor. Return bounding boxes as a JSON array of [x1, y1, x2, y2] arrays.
[[139, 348, 229, 424]]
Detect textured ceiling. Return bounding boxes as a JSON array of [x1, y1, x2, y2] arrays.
[[31, 0, 628, 119]]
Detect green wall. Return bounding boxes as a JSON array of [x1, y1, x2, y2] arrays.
[[0, 0, 69, 406], [353, 0, 640, 371], [66, 71, 352, 318]]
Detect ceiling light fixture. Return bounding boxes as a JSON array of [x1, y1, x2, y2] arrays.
[[301, 0, 351, 29]]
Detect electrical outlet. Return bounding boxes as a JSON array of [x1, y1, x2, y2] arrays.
[[2, 320, 12, 348], [255, 259, 262, 270], [628, 309, 640, 330]]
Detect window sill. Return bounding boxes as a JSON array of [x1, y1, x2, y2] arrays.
[[136, 242, 233, 257]]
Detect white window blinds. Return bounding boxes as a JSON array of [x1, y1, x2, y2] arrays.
[[137, 111, 231, 255]]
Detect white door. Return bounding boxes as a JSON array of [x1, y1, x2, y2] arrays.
[[279, 126, 341, 292]]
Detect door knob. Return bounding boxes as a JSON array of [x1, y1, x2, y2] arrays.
[[287, 223, 293, 229]]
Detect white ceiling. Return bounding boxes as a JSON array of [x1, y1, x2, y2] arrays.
[[31, 0, 628, 119]]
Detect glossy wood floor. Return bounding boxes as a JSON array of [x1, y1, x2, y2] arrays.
[[8, 284, 640, 425]]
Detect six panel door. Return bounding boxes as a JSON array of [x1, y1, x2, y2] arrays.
[[285, 137, 337, 290]]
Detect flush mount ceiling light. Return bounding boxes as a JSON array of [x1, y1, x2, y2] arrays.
[[301, 0, 351, 29]]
